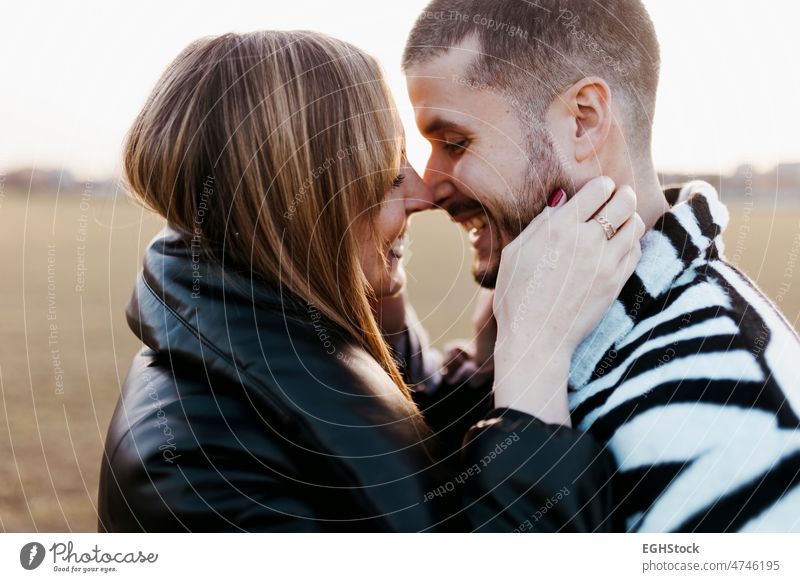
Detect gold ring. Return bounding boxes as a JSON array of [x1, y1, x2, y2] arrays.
[[594, 214, 617, 240]]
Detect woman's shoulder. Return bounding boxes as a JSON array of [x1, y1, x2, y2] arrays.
[[99, 344, 438, 531], [98, 348, 316, 531], [100, 228, 445, 530]]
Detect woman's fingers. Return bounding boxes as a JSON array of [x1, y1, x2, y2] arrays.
[[591, 184, 637, 233], [588, 215, 644, 297], [564, 176, 617, 222], [510, 177, 619, 250], [607, 211, 646, 260]]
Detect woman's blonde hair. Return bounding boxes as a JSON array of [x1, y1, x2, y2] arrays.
[[124, 31, 413, 400]]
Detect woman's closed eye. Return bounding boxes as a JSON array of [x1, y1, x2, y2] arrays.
[[392, 174, 406, 189]]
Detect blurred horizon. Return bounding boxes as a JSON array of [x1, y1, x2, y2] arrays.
[[4, 160, 800, 208]]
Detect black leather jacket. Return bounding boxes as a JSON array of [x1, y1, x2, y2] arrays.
[[97, 227, 617, 532]]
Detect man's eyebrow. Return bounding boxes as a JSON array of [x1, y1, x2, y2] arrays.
[[422, 117, 463, 135]]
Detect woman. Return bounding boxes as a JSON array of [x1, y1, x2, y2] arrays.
[[98, 31, 643, 532]]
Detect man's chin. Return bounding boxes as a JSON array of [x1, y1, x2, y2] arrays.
[[472, 261, 499, 289], [470, 229, 505, 289]]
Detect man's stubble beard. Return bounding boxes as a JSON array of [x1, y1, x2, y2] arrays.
[[473, 126, 570, 289]]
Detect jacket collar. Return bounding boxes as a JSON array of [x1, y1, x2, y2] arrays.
[[126, 226, 421, 427], [126, 226, 341, 421]]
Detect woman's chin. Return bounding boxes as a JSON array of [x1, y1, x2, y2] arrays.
[[375, 261, 406, 299]]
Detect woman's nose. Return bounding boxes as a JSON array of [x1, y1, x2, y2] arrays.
[[402, 166, 435, 215]]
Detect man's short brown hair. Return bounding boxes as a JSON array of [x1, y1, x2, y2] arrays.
[[403, 0, 660, 150]]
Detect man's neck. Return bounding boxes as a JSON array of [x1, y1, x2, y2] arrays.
[[617, 162, 669, 230]]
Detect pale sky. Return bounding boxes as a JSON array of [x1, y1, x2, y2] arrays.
[[1, 0, 798, 180]]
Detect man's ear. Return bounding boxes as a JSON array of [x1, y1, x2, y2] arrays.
[[560, 77, 612, 164]]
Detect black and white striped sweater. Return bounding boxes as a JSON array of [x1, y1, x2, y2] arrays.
[[568, 181, 800, 532]]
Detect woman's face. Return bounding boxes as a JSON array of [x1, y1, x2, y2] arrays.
[[359, 160, 433, 299]]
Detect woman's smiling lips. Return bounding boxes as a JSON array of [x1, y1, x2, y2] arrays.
[[389, 233, 407, 260]]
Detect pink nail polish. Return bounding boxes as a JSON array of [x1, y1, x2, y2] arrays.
[[547, 188, 565, 207]]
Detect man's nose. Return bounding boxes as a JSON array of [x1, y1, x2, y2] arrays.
[[403, 167, 435, 215], [423, 158, 455, 207]]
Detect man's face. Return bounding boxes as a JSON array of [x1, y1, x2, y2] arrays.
[[407, 43, 568, 287]]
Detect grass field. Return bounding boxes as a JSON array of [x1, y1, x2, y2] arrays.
[[1, 192, 798, 531]]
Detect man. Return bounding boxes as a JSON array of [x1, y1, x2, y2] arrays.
[[401, 0, 800, 532]]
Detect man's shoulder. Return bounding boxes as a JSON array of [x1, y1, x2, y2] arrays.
[[633, 254, 800, 379]]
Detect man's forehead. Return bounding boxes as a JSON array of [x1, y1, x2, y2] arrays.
[[409, 89, 481, 137], [408, 79, 503, 137], [408, 36, 480, 82], [407, 52, 480, 127]]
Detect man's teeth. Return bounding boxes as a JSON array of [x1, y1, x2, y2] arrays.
[[462, 215, 488, 233]]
